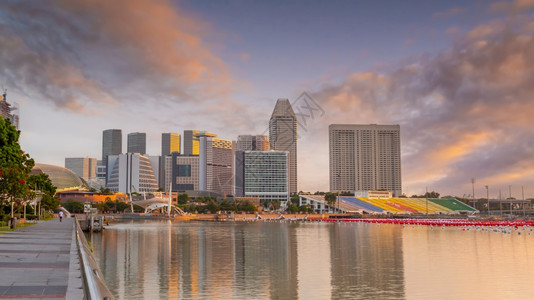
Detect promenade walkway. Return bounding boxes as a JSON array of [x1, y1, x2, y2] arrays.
[[0, 217, 83, 299]]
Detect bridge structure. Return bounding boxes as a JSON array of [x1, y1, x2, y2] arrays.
[[130, 196, 186, 216]]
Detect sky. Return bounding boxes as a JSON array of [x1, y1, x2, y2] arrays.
[[1, 0, 534, 198]]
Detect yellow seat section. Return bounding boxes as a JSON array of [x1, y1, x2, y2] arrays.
[[357, 197, 405, 214]]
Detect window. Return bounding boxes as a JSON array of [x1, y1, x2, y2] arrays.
[[177, 165, 191, 177], [176, 184, 194, 191]]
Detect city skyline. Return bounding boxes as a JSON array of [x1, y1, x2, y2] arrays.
[[2, 1, 534, 197]]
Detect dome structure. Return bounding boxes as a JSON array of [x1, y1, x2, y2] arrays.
[[31, 163, 86, 190]]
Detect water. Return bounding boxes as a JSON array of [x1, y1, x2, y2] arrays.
[[90, 220, 534, 299]]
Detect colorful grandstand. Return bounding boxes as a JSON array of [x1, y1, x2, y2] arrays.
[[299, 195, 478, 215]]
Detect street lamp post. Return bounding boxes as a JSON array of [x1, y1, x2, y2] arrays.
[[485, 185, 489, 216], [509, 185, 512, 217], [471, 178, 476, 210], [522, 186, 525, 217], [336, 172, 340, 214], [425, 187, 428, 216]]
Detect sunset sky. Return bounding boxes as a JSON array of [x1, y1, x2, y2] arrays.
[[1, 0, 534, 198]]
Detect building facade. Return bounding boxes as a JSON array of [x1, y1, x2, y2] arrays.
[[162, 133, 181, 156], [106, 153, 158, 194], [102, 129, 122, 169], [329, 124, 402, 197], [160, 133, 181, 190], [235, 150, 289, 203], [183, 130, 200, 155], [197, 132, 235, 196], [165, 153, 200, 193], [237, 134, 269, 151], [269, 99, 297, 195], [127, 132, 146, 154], [0, 91, 19, 129], [64, 157, 97, 181]]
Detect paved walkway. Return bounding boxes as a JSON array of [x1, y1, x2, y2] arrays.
[[0, 217, 83, 299]]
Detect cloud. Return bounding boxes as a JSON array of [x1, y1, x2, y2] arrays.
[[0, 0, 235, 113], [432, 7, 466, 19], [307, 16, 534, 196], [490, 0, 534, 13]]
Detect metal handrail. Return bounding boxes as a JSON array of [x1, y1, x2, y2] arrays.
[[74, 217, 114, 300]]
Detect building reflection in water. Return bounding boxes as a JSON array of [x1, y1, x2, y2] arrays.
[[92, 220, 534, 300], [328, 223, 405, 299], [92, 220, 406, 299]]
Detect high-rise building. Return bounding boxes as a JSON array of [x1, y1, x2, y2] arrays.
[[0, 91, 19, 129], [329, 124, 402, 196], [183, 130, 200, 155], [160, 133, 181, 190], [235, 150, 289, 203], [197, 132, 235, 196], [237, 134, 269, 151], [165, 153, 200, 193], [269, 99, 297, 194], [162, 133, 181, 156], [102, 129, 122, 171], [147, 155, 162, 188], [127, 132, 146, 154], [106, 153, 158, 194], [64, 157, 97, 181]]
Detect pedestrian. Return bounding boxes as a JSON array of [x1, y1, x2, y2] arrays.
[[59, 210, 63, 222]]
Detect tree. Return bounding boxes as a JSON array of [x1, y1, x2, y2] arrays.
[[298, 205, 312, 213], [27, 173, 56, 196], [237, 200, 257, 212], [290, 194, 299, 205], [64, 200, 84, 213], [270, 200, 281, 211], [424, 191, 440, 198], [115, 201, 129, 212], [325, 192, 337, 208], [0, 118, 35, 205], [99, 187, 113, 195], [286, 204, 298, 213], [27, 173, 59, 210], [178, 193, 190, 205], [206, 200, 219, 213], [40, 195, 60, 210]]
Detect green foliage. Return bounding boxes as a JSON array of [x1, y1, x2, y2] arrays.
[[237, 200, 257, 212], [298, 205, 313, 213], [27, 173, 56, 196], [178, 193, 190, 205], [132, 204, 144, 213], [325, 193, 337, 207], [92, 200, 130, 213], [290, 194, 299, 205], [63, 200, 84, 213], [206, 200, 219, 213], [219, 199, 236, 212], [27, 173, 58, 210], [286, 204, 298, 213], [0, 118, 35, 204], [424, 191, 440, 198], [99, 187, 113, 195], [41, 195, 60, 210], [115, 201, 129, 212]]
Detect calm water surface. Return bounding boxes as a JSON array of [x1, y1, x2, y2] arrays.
[[90, 220, 534, 300]]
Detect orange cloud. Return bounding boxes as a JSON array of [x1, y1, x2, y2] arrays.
[[427, 132, 491, 163], [0, 0, 236, 113]]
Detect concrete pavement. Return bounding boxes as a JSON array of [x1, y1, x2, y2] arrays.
[[0, 217, 83, 299]]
